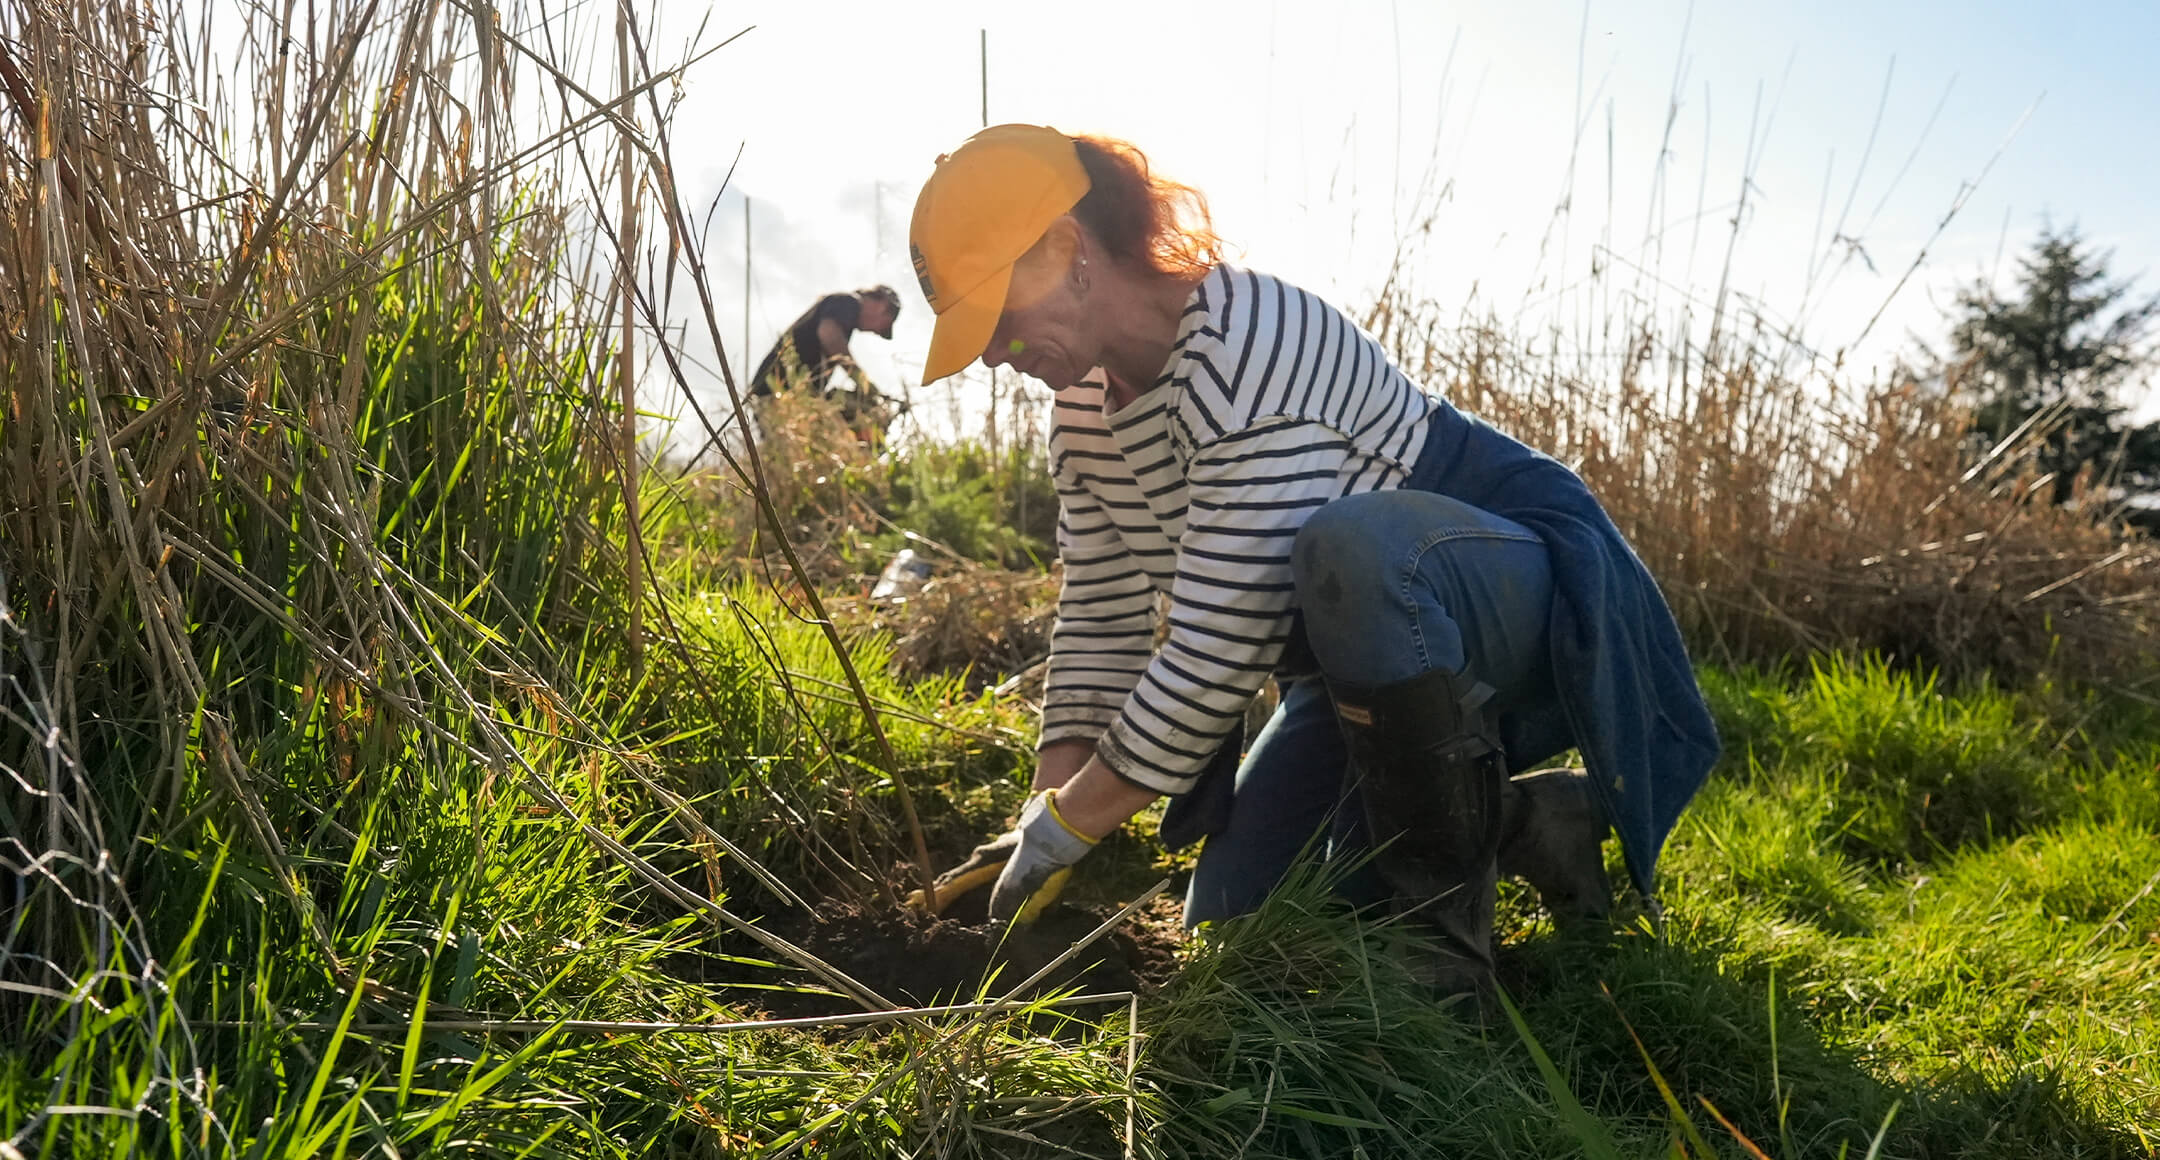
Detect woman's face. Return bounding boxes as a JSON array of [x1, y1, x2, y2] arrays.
[[979, 219, 1094, 389]]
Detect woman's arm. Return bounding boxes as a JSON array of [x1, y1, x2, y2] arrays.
[[1032, 738, 1095, 791], [1049, 754, 1162, 840], [1038, 390, 1158, 748]]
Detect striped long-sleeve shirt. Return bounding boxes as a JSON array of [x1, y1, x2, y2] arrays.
[[1040, 264, 1441, 796]]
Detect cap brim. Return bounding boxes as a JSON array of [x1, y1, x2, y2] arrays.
[[921, 263, 1012, 385]]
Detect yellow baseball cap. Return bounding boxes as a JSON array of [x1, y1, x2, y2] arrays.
[[909, 124, 1091, 385]]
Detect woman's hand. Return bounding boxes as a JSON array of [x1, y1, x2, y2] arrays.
[[987, 762, 1161, 922], [986, 790, 1098, 922], [1031, 738, 1095, 792], [913, 747, 1159, 922]]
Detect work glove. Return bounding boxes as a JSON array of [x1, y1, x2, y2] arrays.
[[987, 790, 1098, 924], [906, 791, 1096, 923]]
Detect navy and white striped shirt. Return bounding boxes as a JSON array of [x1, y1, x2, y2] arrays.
[[1042, 264, 1440, 795]]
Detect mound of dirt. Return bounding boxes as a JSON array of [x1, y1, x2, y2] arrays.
[[728, 893, 1185, 1019]]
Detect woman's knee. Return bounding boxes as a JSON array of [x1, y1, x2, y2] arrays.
[[1291, 491, 1498, 613], [1291, 497, 1384, 609]]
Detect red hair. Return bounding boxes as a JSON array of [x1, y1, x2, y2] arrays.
[[1070, 135, 1224, 279]]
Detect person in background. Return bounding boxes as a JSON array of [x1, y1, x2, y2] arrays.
[[906, 124, 1719, 999], [749, 285, 902, 442]]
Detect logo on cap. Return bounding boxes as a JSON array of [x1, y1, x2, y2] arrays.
[[910, 243, 937, 308]]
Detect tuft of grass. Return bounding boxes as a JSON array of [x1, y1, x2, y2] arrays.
[[1146, 867, 1611, 1159], [1705, 656, 2069, 865], [1646, 661, 2160, 1156]]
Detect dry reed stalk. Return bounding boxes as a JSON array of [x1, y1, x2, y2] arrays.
[[590, 82, 946, 910], [614, 0, 645, 676], [0, 0, 967, 1086], [1369, 275, 2156, 685], [234, 989, 1140, 1037]]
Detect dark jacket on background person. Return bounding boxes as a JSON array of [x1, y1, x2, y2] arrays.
[[751, 293, 865, 397]]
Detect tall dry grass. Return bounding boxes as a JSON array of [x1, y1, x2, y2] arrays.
[[0, 0, 991, 1149], [1366, 278, 2158, 689]]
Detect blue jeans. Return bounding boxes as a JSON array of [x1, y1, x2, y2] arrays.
[[1183, 489, 1570, 927]]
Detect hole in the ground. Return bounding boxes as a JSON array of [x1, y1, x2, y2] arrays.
[[689, 890, 1186, 1019]]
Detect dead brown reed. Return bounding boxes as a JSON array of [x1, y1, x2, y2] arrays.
[[705, 387, 900, 584], [836, 568, 1060, 688], [1367, 283, 2158, 688], [0, 0, 955, 1110]]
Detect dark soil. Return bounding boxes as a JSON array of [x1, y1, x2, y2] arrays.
[[710, 889, 1186, 1019]]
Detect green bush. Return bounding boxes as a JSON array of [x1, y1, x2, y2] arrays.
[[879, 438, 1059, 568]]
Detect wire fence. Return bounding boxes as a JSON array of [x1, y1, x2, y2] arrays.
[[1, 570, 215, 1151]]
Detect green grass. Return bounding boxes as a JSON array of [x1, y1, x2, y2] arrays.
[[13, 2, 2159, 1151], [1117, 656, 2159, 1159], [0, 571, 1086, 1158], [12, 563, 2160, 1157], [12, 382, 2159, 1157]]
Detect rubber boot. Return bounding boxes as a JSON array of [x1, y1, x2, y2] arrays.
[[1327, 668, 1505, 1000], [1499, 768, 1613, 932]]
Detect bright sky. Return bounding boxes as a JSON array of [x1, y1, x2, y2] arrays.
[[637, 0, 2160, 436]]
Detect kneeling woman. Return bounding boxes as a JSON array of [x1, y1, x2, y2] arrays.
[[909, 125, 1719, 991]]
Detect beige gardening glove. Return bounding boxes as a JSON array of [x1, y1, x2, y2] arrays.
[[986, 790, 1098, 925], [904, 790, 1098, 921]]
